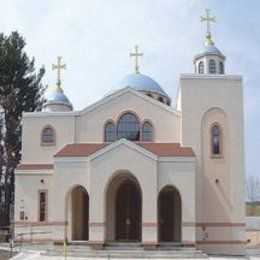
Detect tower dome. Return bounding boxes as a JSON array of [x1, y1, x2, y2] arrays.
[[42, 56, 73, 112], [194, 9, 226, 75], [42, 85, 73, 112]]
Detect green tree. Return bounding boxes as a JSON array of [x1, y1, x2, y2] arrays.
[[0, 31, 46, 226]]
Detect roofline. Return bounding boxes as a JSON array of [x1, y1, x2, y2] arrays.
[[88, 138, 158, 161], [78, 87, 180, 116], [180, 73, 243, 81], [194, 52, 226, 60], [42, 100, 73, 108], [54, 139, 196, 162], [23, 87, 180, 118]]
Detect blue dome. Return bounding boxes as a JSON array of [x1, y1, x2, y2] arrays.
[[49, 92, 71, 104], [201, 44, 222, 55], [118, 73, 167, 96]]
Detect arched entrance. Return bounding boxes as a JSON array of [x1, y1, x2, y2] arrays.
[[105, 173, 142, 242], [158, 186, 181, 242], [71, 186, 89, 240], [116, 180, 141, 241]]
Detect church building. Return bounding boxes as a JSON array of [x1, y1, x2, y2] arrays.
[[14, 10, 246, 255]]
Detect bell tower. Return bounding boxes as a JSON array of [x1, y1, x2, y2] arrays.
[[179, 9, 245, 255], [194, 9, 226, 75]]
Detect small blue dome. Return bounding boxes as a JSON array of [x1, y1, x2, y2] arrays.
[[49, 92, 71, 104], [201, 44, 222, 55], [118, 73, 167, 96]]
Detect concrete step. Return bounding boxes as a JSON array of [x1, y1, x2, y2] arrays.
[[43, 244, 208, 259]]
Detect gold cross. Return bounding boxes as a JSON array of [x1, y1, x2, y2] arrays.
[[52, 56, 66, 87], [130, 45, 143, 73], [200, 9, 216, 36]]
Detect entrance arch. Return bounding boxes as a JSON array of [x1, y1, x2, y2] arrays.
[[71, 186, 89, 240], [105, 172, 142, 242], [158, 186, 181, 242]]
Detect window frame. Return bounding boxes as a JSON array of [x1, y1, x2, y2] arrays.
[[210, 123, 223, 159], [38, 189, 48, 222], [117, 111, 140, 141], [209, 59, 217, 74], [198, 61, 205, 74], [141, 121, 154, 142], [104, 120, 116, 142], [219, 61, 224, 74], [41, 125, 55, 146]]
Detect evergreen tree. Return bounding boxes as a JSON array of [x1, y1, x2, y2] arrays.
[[0, 31, 46, 226]]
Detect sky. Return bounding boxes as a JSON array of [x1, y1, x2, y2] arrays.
[[0, 0, 259, 178]]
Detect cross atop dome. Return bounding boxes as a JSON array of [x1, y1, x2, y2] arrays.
[[52, 56, 66, 93], [130, 45, 143, 74], [200, 9, 216, 46]]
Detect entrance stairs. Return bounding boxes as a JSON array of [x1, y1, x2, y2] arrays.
[[43, 242, 208, 259]]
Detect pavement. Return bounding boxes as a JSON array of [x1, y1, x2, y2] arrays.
[[0, 243, 260, 260]]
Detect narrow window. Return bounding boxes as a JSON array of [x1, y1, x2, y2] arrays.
[[198, 61, 205, 74], [158, 97, 164, 103], [105, 122, 115, 142], [20, 211, 25, 220], [211, 124, 221, 156], [39, 191, 47, 222], [42, 127, 55, 143], [209, 60, 216, 74], [219, 61, 224, 74], [117, 113, 140, 141], [142, 122, 153, 142]]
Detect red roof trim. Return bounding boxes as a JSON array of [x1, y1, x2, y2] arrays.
[[16, 164, 54, 170], [55, 142, 195, 158]]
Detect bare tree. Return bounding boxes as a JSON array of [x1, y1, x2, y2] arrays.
[[247, 176, 260, 202]]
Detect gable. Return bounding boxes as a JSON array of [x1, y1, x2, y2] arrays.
[[75, 88, 181, 143], [79, 87, 179, 116], [54, 140, 195, 159]]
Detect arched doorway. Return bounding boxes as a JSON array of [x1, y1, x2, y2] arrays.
[[71, 186, 89, 240], [158, 186, 181, 242], [105, 173, 142, 242], [115, 180, 142, 241]]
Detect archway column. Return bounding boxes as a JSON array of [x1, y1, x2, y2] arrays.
[[141, 175, 158, 247], [88, 181, 106, 247]]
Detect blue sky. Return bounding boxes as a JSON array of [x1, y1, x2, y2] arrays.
[[0, 0, 259, 178]]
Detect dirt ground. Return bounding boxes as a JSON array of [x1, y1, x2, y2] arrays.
[[0, 249, 16, 260]]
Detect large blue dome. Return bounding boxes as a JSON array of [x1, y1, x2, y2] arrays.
[[118, 73, 167, 96]]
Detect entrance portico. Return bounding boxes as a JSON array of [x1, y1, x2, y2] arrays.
[[68, 139, 196, 247]]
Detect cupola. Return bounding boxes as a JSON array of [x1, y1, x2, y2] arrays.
[[194, 9, 226, 75], [42, 56, 73, 112]]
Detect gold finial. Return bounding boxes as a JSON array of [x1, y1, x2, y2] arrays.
[[130, 45, 143, 73], [52, 56, 66, 93], [200, 9, 216, 45]]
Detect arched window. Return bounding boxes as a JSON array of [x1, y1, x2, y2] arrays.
[[117, 113, 140, 141], [198, 61, 205, 74], [219, 61, 224, 74], [142, 122, 153, 142], [41, 127, 55, 144], [209, 59, 216, 74], [211, 124, 222, 155], [105, 122, 116, 142]]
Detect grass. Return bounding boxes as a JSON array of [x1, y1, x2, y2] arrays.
[[246, 201, 260, 216]]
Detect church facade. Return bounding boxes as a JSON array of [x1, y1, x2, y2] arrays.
[[14, 11, 246, 255]]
